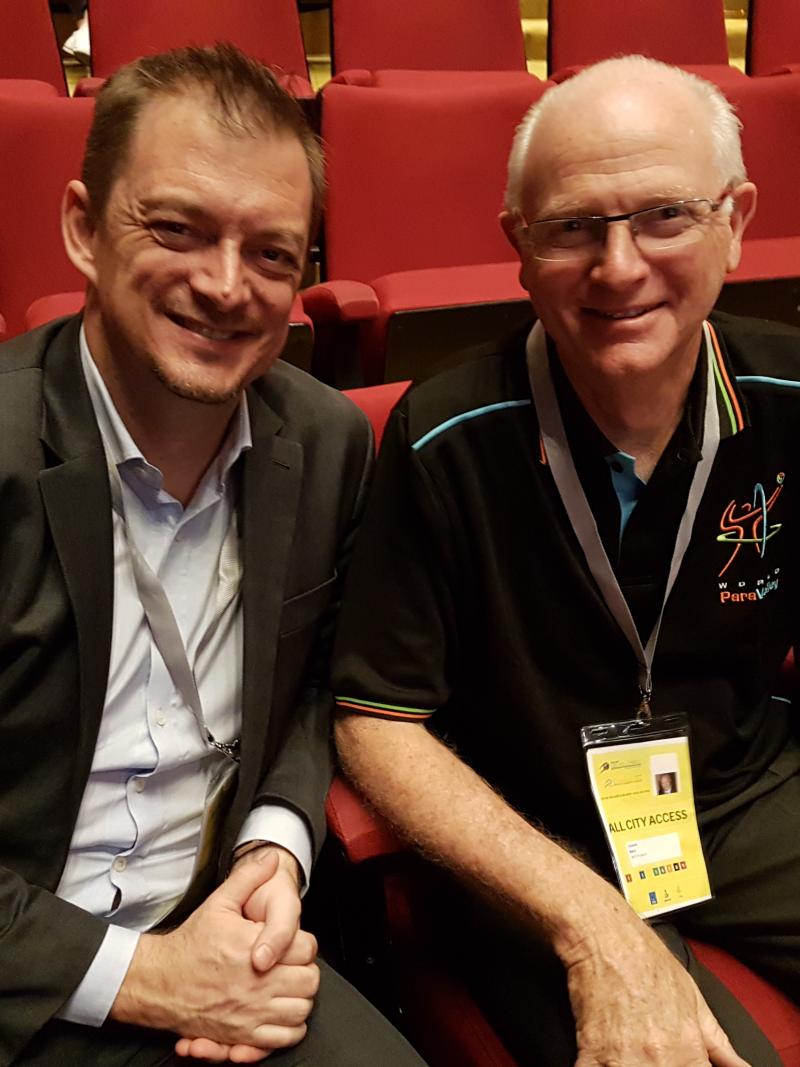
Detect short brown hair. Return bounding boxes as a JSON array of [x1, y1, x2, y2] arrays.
[[82, 42, 325, 234]]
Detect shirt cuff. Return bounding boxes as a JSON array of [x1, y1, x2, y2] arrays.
[[235, 804, 313, 893], [55, 925, 140, 1027]]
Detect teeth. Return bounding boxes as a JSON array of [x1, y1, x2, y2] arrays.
[[194, 324, 236, 341], [171, 313, 238, 341], [597, 305, 656, 320]]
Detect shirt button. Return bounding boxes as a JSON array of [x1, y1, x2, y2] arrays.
[[156, 713, 167, 727], [676, 447, 691, 462], [113, 857, 127, 873], [133, 778, 145, 793], [611, 460, 624, 473]]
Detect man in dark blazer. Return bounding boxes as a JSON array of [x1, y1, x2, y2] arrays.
[[0, 43, 426, 1067]]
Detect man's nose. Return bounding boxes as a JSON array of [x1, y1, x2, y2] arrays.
[[190, 240, 250, 310], [589, 220, 650, 286]]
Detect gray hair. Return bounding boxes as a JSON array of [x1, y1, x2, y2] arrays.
[[505, 56, 746, 216]]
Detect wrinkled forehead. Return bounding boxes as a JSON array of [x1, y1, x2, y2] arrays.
[[520, 79, 720, 215]]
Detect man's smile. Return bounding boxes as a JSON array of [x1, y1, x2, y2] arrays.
[[582, 302, 666, 321], [165, 309, 254, 343]]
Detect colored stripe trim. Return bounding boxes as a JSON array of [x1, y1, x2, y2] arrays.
[[771, 695, 792, 705], [335, 696, 433, 715], [411, 399, 532, 451], [707, 321, 744, 433], [736, 375, 800, 390], [538, 431, 547, 465], [336, 700, 433, 721]]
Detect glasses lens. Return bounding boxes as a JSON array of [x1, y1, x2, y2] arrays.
[[528, 217, 605, 261], [635, 200, 713, 250]]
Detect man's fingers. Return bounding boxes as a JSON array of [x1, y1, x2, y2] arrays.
[[695, 991, 751, 1067], [175, 1036, 233, 1061], [228, 1045, 273, 1063], [219, 849, 279, 913], [280, 930, 318, 966], [251, 1022, 308, 1051], [174, 1036, 272, 1062], [250, 892, 303, 973]]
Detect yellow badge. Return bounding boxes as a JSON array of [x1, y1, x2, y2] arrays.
[[584, 728, 711, 919]]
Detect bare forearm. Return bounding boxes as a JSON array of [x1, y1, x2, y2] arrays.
[[335, 715, 631, 963]]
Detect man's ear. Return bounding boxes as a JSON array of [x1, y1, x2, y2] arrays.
[[500, 209, 536, 295], [500, 210, 524, 255], [725, 181, 758, 274], [61, 180, 99, 286]]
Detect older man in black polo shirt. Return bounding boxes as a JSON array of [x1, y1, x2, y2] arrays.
[[334, 56, 800, 1066]]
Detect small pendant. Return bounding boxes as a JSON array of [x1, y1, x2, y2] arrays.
[[636, 688, 653, 721]]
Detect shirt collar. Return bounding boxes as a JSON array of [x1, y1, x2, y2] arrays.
[[535, 319, 747, 468], [79, 325, 252, 501]]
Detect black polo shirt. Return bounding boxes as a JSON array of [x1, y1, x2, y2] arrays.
[[334, 312, 800, 864]]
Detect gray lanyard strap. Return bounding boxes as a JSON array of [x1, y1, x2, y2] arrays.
[[107, 463, 241, 763], [527, 321, 720, 717]]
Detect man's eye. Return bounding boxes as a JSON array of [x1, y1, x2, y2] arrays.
[[150, 221, 200, 248], [256, 247, 300, 275], [654, 205, 683, 220]]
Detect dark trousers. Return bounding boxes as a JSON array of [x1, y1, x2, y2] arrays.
[[444, 749, 800, 1067], [17, 959, 428, 1066]]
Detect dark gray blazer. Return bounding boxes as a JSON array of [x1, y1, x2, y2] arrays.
[[0, 315, 372, 1064]]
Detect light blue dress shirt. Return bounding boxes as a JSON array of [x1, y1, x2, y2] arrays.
[[55, 331, 312, 1026]]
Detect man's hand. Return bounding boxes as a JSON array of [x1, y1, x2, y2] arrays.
[[110, 850, 319, 1053], [236, 844, 303, 973], [174, 929, 318, 1063], [564, 910, 751, 1067]]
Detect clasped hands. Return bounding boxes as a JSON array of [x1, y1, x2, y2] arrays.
[[112, 845, 318, 1064]]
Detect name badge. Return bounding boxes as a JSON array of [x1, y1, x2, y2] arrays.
[[582, 714, 711, 919]]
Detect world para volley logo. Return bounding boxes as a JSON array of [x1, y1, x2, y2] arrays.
[[716, 473, 784, 603]]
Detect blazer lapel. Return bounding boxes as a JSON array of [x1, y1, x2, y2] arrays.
[[38, 319, 114, 795], [229, 388, 303, 834]]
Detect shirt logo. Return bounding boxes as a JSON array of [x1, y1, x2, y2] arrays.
[[717, 474, 784, 578]]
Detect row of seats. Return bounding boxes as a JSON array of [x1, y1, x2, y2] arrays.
[[3, 71, 799, 384], [4, 0, 800, 99]]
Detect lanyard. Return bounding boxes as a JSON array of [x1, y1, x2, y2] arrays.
[[107, 462, 241, 763], [527, 321, 720, 718]]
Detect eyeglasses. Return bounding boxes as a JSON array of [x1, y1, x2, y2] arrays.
[[520, 193, 733, 262]]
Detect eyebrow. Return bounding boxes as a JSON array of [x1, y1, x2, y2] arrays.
[[534, 191, 697, 222]]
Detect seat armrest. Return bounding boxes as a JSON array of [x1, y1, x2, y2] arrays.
[[325, 776, 405, 863], [302, 280, 380, 324], [73, 76, 107, 97], [26, 292, 85, 330]]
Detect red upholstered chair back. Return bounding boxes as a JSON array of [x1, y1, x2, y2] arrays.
[[0, 0, 66, 93], [321, 80, 548, 283], [88, 0, 309, 81], [0, 96, 95, 338], [747, 0, 800, 75], [725, 74, 800, 241], [332, 0, 526, 74], [343, 381, 411, 449], [548, 0, 730, 72]]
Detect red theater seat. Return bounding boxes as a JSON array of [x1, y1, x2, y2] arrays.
[[331, 0, 526, 76], [0, 95, 95, 339], [0, 79, 59, 99], [715, 73, 800, 326], [303, 81, 544, 383], [81, 0, 313, 98], [0, 0, 66, 95], [747, 0, 800, 76], [548, 0, 738, 86]]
